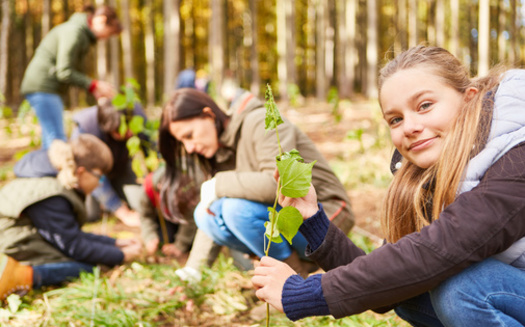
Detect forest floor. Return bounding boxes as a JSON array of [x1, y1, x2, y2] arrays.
[[0, 98, 408, 326]]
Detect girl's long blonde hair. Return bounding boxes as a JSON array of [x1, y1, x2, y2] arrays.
[[379, 46, 502, 243]]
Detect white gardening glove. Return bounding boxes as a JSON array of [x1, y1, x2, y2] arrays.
[[199, 178, 218, 210], [175, 266, 202, 283]]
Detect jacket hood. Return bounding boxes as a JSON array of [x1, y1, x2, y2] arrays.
[[219, 90, 264, 148], [14, 149, 58, 178]]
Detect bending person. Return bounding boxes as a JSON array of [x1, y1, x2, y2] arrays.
[[159, 88, 354, 277], [0, 135, 141, 301]]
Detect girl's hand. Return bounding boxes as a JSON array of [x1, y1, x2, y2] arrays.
[[274, 168, 319, 220], [93, 80, 116, 99], [251, 256, 297, 313], [117, 239, 142, 262]]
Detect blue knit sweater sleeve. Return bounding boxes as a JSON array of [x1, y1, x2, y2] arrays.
[[282, 274, 330, 321], [281, 205, 331, 320]]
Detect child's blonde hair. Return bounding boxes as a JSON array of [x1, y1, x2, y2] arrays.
[[49, 134, 113, 189], [379, 46, 502, 243]]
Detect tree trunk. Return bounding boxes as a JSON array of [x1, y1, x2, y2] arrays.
[[408, 0, 417, 47], [478, 0, 490, 76], [365, 0, 378, 98], [144, 0, 156, 108], [397, 0, 407, 52], [42, 0, 51, 36], [0, 0, 10, 99], [96, 0, 107, 81], [164, 0, 180, 100], [509, 0, 517, 64], [249, 0, 260, 96], [324, 1, 334, 92], [277, 0, 287, 99], [209, 0, 224, 97], [108, 0, 119, 88], [343, 0, 356, 98], [315, 0, 326, 100], [120, 0, 134, 80], [435, 0, 445, 47], [498, 1, 506, 62], [450, 0, 459, 57]]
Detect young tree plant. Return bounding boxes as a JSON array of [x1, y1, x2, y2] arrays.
[[263, 84, 316, 326]]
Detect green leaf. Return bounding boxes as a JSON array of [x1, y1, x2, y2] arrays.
[[264, 84, 283, 132], [145, 151, 159, 172], [126, 136, 141, 156], [279, 149, 303, 162], [126, 77, 141, 90], [276, 206, 303, 244], [119, 115, 128, 137], [128, 115, 144, 134], [277, 157, 316, 198], [112, 94, 127, 110], [131, 158, 144, 178], [264, 221, 283, 244]]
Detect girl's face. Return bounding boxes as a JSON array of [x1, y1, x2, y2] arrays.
[[91, 15, 119, 40], [77, 167, 104, 194], [380, 67, 468, 169], [168, 109, 219, 158]]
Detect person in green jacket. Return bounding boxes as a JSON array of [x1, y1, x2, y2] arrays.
[[0, 134, 141, 302], [158, 88, 354, 277], [20, 5, 122, 149]]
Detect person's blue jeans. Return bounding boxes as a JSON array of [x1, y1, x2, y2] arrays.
[[395, 258, 525, 327], [194, 197, 309, 260], [25, 92, 66, 149], [32, 261, 94, 289]]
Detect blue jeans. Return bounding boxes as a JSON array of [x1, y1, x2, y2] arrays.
[[32, 261, 94, 289], [395, 259, 525, 327], [25, 92, 66, 149], [194, 197, 308, 260]]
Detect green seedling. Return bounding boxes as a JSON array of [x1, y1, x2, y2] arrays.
[[263, 84, 316, 327]]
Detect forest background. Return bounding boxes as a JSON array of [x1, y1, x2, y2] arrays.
[[0, 0, 522, 109]]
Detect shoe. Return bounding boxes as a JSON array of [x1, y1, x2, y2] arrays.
[[0, 254, 33, 301], [175, 266, 202, 283]]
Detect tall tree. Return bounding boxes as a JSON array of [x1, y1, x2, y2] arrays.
[[498, 1, 506, 62], [42, 0, 51, 36], [277, 0, 288, 99], [96, 0, 108, 81], [109, 0, 119, 88], [509, 0, 518, 64], [408, 0, 417, 47], [366, 0, 378, 98], [249, 0, 260, 96], [209, 0, 224, 97], [478, 0, 490, 76], [339, 0, 356, 98], [315, 0, 327, 100], [435, 0, 445, 47], [0, 0, 11, 98], [450, 0, 459, 57], [144, 0, 156, 107], [164, 0, 181, 99], [120, 0, 134, 80]]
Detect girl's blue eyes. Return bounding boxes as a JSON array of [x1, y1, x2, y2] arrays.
[[419, 102, 432, 110]]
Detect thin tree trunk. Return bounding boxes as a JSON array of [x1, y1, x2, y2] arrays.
[[450, 0, 459, 57], [108, 0, 119, 88], [96, 0, 107, 81], [121, 0, 133, 80], [436, 0, 445, 47], [478, 0, 490, 76], [397, 0, 407, 51], [0, 0, 10, 98], [324, 1, 334, 91], [342, 0, 356, 98], [42, 0, 51, 36], [408, 0, 417, 47], [164, 0, 180, 99], [144, 0, 156, 107], [249, 0, 260, 96], [209, 0, 224, 97], [315, 0, 326, 100], [286, 0, 296, 89], [509, 0, 517, 64], [366, 0, 378, 98], [498, 1, 506, 62], [277, 0, 287, 99]]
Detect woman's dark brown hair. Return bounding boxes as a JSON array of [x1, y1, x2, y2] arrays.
[[158, 88, 229, 222]]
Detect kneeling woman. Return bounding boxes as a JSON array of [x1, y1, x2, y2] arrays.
[[158, 88, 354, 275]]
